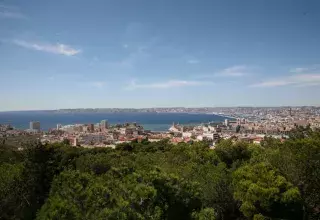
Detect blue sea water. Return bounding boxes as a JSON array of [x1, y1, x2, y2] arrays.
[[0, 111, 230, 132]]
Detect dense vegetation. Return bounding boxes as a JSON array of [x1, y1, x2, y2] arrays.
[[0, 129, 319, 220]]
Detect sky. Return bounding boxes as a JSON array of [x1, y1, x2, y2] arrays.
[[0, 0, 320, 111]]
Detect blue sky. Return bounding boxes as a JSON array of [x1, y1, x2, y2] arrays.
[[0, 0, 320, 111]]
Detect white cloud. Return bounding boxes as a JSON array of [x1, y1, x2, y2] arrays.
[[89, 81, 105, 89], [76, 81, 105, 89], [123, 44, 129, 48], [187, 59, 200, 64], [216, 65, 251, 77], [196, 65, 254, 79], [289, 65, 320, 74], [127, 80, 211, 89], [12, 40, 81, 56], [0, 11, 26, 19], [0, 4, 26, 19], [250, 73, 320, 88], [290, 67, 310, 73], [250, 80, 292, 87]]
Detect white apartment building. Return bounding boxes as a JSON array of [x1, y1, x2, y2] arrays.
[[30, 121, 40, 131]]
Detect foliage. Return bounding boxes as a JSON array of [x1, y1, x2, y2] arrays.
[[192, 208, 216, 220], [233, 162, 302, 219], [215, 139, 252, 168], [0, 162, 25, 219], [264, 137, 320, 219], [0, 131, 319, 220], [236, 125, 241, 133]]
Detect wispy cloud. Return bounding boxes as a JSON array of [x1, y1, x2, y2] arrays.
[[290, 64, 320, 73], [290, 67, 310, 73], [0, 4, 26, 19], [187, 59, 200, 64], [89, 81, 105, 89], [112, 45, 151, 68], [127, 80, 211, 89], [216, 65, 252, 77], [0, 11, 26, 19], [196, 65, 255, 79], [76, 81, 105, 89], [12, 40, 81, 56], [250, 80, 291, 87], [122, 44, 129, 48], [250, 74, 320, 87]]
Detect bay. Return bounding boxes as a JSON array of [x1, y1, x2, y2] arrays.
[[0, 111, 230, 131]]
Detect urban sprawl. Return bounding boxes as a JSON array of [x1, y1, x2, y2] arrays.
[[1, 107, 320, 148]]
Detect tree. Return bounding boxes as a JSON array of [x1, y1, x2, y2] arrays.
[[37, 170, 162, 220], [289, 125, 314, 140], [192, 208, 216, 220], [1, 132, 319, 220], [0, 162, 25, 220], [233, 162, 302, 219], [236, 125, 241, 133], [266, 138, 320, 219], [62, 138, 70, 145], [215, 139, 252, 168]]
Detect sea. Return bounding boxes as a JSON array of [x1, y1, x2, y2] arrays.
[[0, 111, 231, 132]]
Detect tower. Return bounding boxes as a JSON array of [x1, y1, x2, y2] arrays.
[[100, 120, 108, 131], [73, 137, 79, 146], [289, 108, 292, 117]]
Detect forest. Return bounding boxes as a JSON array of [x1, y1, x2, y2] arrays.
[[0, 128, 319, 220]]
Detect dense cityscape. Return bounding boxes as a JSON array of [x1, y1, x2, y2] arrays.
[[1, 106, 320, 148]]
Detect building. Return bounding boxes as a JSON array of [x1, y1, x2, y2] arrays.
[[120, 127, 134, 135], [225, 119, 229, 126], [213, 133, 220, 140], [82, 126, 88, 132], [196, 135, 204, 141], [57, 124, 62, 130], [88, 124, 94, 132], [169, 122, 181, 132], [202, 126, 210, 132], [61, 125, 75, 133], [0, 124, 12, 132], [208, 125, 217, 132], [74, 125, 84, 132], [73, 137, 79, 146], [203, 132, 220, 140], [30, 121, 40, 131], [100, 120, 108, 131], [182, 132, 193, 138]]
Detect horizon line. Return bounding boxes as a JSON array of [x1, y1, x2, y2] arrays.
[[0, 105, 319, 113]]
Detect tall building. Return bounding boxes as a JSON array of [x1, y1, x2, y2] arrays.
[[30, 121, 40, 131], [73, 137, 79, 146], [57, 124, 62, 130], [225, 119, 229, 126], [100, 120, 108, 130], [289, 108, 292, 117], [88, 124, 94, 132]]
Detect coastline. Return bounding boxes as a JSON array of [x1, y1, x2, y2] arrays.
[[0, 112, 229, 132], [207, 112, 237, 119]]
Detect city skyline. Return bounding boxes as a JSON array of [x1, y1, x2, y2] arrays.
[[1, 0, 320, 111], [1, 106, 320, 113]]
